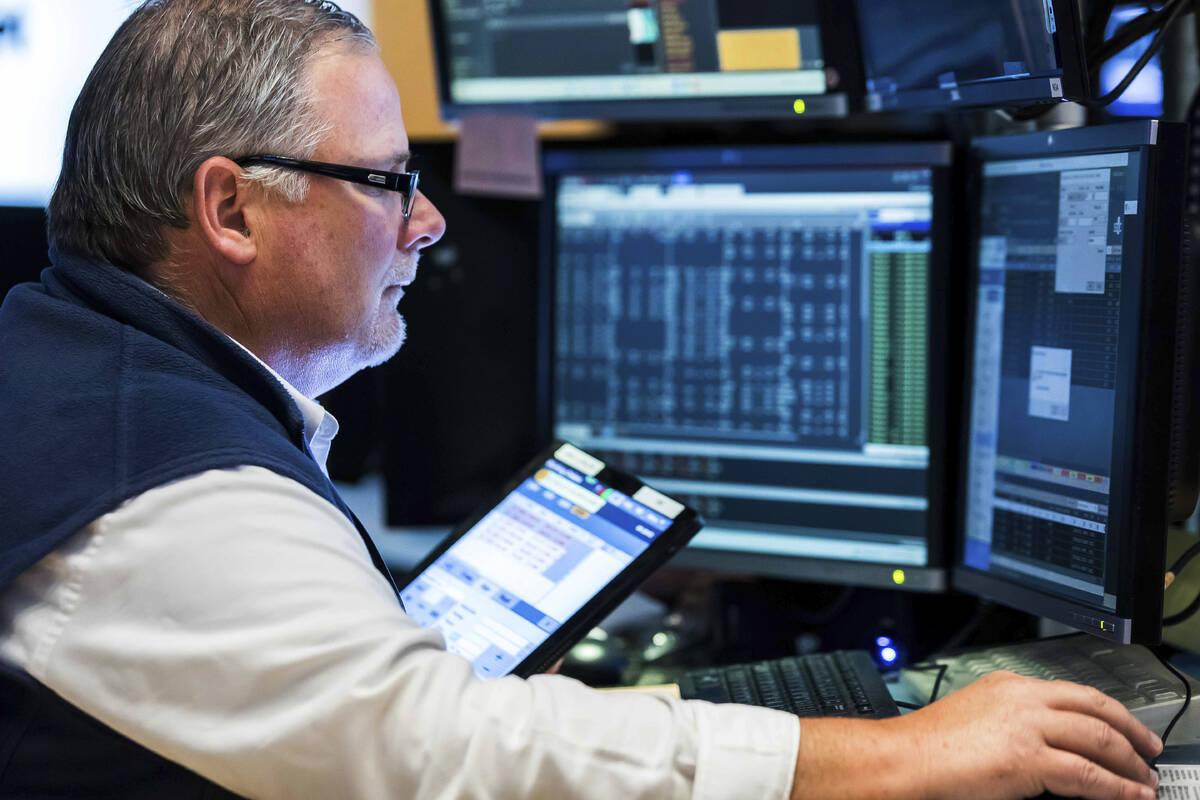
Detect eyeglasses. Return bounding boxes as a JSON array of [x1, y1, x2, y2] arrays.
[[234, 154, 421, 219]]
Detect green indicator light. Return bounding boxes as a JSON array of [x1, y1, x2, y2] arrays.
[[600, 488, 613, 499], [892, 569, 906, 585], [793, 98, 807, 114]]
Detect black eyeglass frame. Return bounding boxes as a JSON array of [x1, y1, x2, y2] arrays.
[[234, 154, 420, 219]]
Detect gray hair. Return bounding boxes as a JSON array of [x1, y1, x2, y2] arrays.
[[47, 0, 376, 277]]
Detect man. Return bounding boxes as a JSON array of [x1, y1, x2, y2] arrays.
[[0, 1, 1164, 798]]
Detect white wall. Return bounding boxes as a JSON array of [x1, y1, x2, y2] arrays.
[[0, 0, 372, 207]]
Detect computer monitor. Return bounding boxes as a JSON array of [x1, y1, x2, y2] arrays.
[[540, 142, 956, 591], [426, 0, 862, 121], [853, 0, 1089, 112], [956, 121, 1191, 644]]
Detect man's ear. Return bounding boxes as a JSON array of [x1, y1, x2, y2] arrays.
[[191, 156, 257, 265]]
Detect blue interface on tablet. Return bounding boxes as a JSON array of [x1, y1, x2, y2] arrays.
[[401, 444, 682, 678]]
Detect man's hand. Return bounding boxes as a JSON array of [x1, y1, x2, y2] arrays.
[[790, 671, 1162, 800]]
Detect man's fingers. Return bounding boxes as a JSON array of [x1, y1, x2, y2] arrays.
[[1034, 679, 1164, 759], [1042, 709, 1159, 787], [1038, 747, 1156, 800]]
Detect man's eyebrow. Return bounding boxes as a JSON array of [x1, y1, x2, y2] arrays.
[[386, 151, 412, 170]]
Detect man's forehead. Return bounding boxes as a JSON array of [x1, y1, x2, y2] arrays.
[[309, 47, 408, 161]]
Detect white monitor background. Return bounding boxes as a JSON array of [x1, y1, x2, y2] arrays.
[[0, 0, 373, 207]]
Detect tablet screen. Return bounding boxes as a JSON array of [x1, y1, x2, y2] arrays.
[[401, 444, 686, 679]]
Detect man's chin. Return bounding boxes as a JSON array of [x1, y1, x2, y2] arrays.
[[362, 315, 407, 368]]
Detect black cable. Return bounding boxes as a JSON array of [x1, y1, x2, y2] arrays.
[[894, 700, 924, 710], [1164, 590, 1200, 626], [1086, 0, 1120, 60], [1149, 647, 1192, 763], [1168, 539, 1200, 577], [929, 662, 948, 703], [901, 661, 950, 705], [1163, 539, 1200, 626], [995, 0, 1177, 122], [1086, 0, 1190, 108], [1090, 2, 1172, 65]]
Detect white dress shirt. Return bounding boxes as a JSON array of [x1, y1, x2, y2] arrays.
[[0, 361, 800, 799]]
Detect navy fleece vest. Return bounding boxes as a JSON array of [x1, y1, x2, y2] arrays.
[[0, 250, 399, 797]]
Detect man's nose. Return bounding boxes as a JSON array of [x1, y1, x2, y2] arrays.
[[401, 190, 446, 251]]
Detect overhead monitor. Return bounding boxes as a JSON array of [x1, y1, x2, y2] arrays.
[[426, 0, 861, 121], [541, 142, 955, 591], [853, 0, 1088, 111], [957, 121, 1190, 644]]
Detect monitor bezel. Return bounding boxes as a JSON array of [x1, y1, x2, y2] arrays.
[[538, 141, 958, 592], [953, 121, 1185, 644], [425, 0, 863, 121], [857, 0, 1090, 112]]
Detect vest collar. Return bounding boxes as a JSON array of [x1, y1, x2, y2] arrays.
[[45, 249, 310, 453]]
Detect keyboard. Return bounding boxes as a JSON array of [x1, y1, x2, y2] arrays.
[[677, 650, 899, 719], [901, 635, 1200, 738]]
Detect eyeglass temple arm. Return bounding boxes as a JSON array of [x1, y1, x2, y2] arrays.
[[236, 155, 413, 194]]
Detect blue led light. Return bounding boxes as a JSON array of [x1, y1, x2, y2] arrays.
[[875, 636, 892, 648], [880, 647, 898, 664]]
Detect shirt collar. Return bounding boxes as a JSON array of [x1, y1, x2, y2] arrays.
[[225, 337, 340, 476]]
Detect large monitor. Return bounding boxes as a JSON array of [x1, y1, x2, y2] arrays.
[[426, 0, 861, 121], [853, 0, 1088, 112], [957, 121, 1191, 644], [541, 142, 956, 591]]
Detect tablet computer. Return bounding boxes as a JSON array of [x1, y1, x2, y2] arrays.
[[399, 441, 703, 679]]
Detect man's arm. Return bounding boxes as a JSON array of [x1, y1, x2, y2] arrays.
[[790, 671, 1162, 800], [0, 465, 800, 800]]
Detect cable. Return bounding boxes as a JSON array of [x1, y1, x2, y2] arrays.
[[1163, 539, 1200, 626], [1086, 0, 1190, 108], [1149, 647, 1192, 763], [1090, 2, 1173, 66], [894, 700, 924, 710], [902, 661, 950, 705], [929, 662, 948, 703], [1085, 0, 1120, 60], [1169, 539, 1200, 579], [1164, 590, 1200, 626], [993, 0, 1177, 121]]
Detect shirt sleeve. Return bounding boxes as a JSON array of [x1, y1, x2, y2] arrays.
[[0, 466, 799, 800]]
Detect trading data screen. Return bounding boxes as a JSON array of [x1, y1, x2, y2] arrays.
[[964, 149, 1142, 612], [434, 0, 826, 109], [552, 161, 936, 569]]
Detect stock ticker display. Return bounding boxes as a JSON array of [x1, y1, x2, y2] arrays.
[[965, 151, 1136, 607], [552, 165, 935, 566]]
